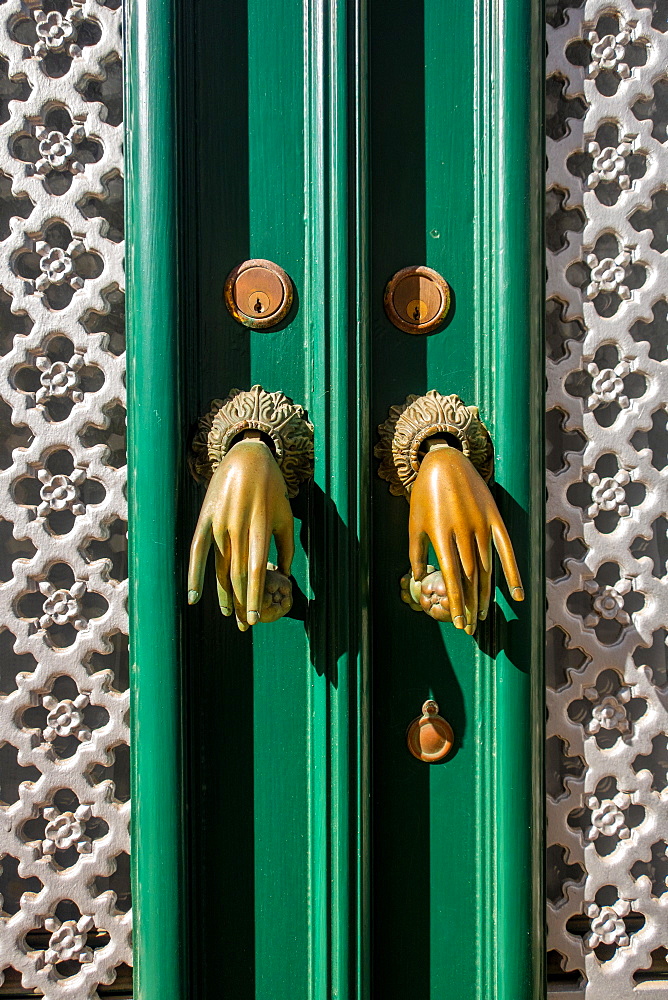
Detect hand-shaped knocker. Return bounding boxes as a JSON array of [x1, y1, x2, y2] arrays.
[[376, 390, 523, 635], [187, 386, 314, 631]]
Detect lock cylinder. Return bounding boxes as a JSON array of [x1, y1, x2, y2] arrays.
[[224, 258, 294, 329]]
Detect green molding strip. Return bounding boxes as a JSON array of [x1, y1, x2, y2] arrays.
[[482, 0, 546, 995], [352, 0, 372, 995], [125, 0, 186, 996], [489, 0, 546, 995], [475, 1, 546, 995]]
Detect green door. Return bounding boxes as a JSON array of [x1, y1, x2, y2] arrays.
[[125, 1, 544, 998]]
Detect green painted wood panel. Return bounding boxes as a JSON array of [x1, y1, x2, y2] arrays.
[[179, 1, 369, 997], [126, 1, 543, 998], [124, 0, 186, 997], [369, 2, 544, 997]]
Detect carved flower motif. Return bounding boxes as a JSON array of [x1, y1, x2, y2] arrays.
[[37, 469, 86, 516], [33, 7, 83, 59], [587, 360, 631, 409], [35, 240, 85, 292], [586, 27, 632, 79], [584, 686, 631, 734], [585, 899, 631, 949], [585, 250, 631, 301], [587, 140, 632, 189], [39, 580, 87, 630], [42, 692, 91, 742], [36, 355, 84, 404], [586, 792, 631, 841], [586, 469, 631, 518], [584, 578, 632, 628], [41, 915, 94, 967], [42, 804, 92, 855], [35, 126, 85, 175]]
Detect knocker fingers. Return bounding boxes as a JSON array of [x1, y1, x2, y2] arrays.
[[408, 524, 430, 583], [188, 514, 213, 605], [452, 530, 478, 633], [432, 532, 466, 630], [273, 514, 295, 579], [246, 524, 272, 627], [454, 532, 477, 589], [462, 558, 478, 635], [476, 530, 493, 620], [491, 520, 524, 601], [475, 528, 492, 576], [478, 561, 493, 622], [230, 540, 250, 632], [214, 539, 233, 617]]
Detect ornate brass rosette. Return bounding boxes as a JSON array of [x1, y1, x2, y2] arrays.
[[190, 385, 314, 498], [375, 390, 493, 499]]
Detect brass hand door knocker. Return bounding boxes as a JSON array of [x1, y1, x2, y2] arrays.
[[187, 385, 314, 631], [376, 390, 523, 635]]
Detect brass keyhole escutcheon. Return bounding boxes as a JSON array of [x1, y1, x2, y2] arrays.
[[225, 259, 294, 330], [406, 700, 454, 762], [384, 265, 451, 334]]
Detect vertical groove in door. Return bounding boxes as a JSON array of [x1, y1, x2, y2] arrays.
[[125, 0, 186, 996], [304, 0, 370, 996], [303, 6, 329, 995], [352, 0, 372, 996], [473, 4, 497, 994]]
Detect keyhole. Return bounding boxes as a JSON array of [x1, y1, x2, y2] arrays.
[[406, 298, 427, 324], [254, 297, 265, 314]]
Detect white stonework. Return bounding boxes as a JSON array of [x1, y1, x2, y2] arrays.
[[548, 0, 668, 993], [0, 1, 130, 996]]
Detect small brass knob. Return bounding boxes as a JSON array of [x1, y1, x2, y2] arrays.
[[406, 700, 454, 762], [384, 265, 451, 334], [225, 259, 293, 329]]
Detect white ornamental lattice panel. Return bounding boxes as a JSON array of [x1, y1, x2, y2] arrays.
[[548, 0, 668, 995], [0, 1, 130, 997]]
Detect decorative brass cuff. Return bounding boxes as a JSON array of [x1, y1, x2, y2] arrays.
[[375, 390, 493, 499], [190, 385, 314, 498]]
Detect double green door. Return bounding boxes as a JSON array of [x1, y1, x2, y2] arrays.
[[126, 0, 544, 997]]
